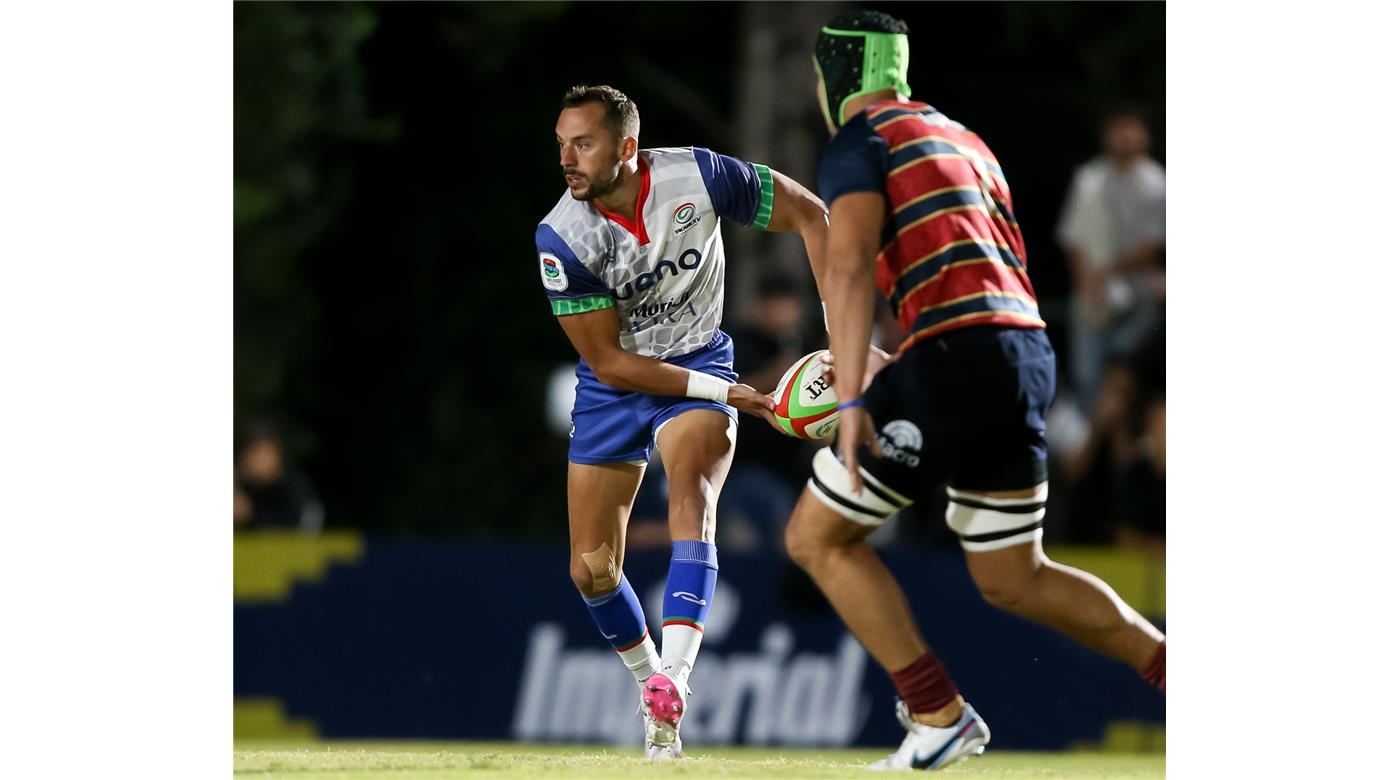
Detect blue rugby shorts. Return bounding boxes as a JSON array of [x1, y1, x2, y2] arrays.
[[569, 330, 738, 465]]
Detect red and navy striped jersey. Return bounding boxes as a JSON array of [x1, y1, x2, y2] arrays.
[[818, 100, 1044, 353]]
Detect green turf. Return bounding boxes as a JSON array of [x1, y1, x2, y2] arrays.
[[233, 741, 1165, 779]]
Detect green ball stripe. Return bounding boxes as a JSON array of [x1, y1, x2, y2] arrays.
[[751, 163, 775, 230], [551, 295, 614, 316], [786, 361, 812, 414]]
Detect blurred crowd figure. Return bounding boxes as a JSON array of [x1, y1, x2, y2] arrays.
[[720, 275, 822, 551], [1046, 105, 1166, 554], [1056, 106, 1166, 413], [1046, 353, 1165, 555], [234, 421, 324, 534]]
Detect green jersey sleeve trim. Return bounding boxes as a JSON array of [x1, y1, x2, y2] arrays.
[[752, 163, 775, 230], [551, 295, 614, 316]]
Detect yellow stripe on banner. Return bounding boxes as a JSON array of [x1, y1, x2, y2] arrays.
[[1047, 546, 1166, 619], [1072, 721, 1167, 754], [234, 697, 319, 740], [234, 530, 365, 603]]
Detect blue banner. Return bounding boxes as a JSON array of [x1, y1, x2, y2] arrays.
[[235, 539, 1164, 749]]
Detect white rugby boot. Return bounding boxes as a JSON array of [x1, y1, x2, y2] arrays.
[[643, 712, 683, 760], [641, 668, 690, 760], [869, 699, 991, 771]]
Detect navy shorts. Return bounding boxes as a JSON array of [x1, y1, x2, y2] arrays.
[[849, 326, 1056, 502], [569, 330, 739, 465]]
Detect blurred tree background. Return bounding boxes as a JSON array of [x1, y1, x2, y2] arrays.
[[234, 1, 1164, 537]]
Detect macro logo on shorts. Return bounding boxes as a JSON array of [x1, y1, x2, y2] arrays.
[[877, 419, 923, 468], [540, 252, 568, 292], [672, 202, 702, 235]]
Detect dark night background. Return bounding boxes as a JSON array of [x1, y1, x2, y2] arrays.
[[234, 1, 1165, 538]]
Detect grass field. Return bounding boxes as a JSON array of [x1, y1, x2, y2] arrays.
[[233, 742, 1165, 779]]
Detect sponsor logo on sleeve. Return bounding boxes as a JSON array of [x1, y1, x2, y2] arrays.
[[540, 252, 568, 292]]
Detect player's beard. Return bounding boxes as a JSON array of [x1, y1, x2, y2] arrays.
[[567, 165, 624, 202]]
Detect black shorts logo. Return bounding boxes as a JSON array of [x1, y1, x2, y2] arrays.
[[877, 419, 923, 468]]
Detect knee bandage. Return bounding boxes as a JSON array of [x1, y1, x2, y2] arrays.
[[580, 543, 621, 593], [945, 484, 1048, 551], [807, 447, 912, 526]]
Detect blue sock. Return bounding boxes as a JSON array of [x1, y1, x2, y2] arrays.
[[581, 574, 650, 652], [660, 540, 718, 674]]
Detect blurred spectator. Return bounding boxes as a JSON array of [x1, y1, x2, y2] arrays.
[[729, 274, 808, 396], [1114, 395, 1166, 555], [1046, 354, 1165, 549], [1057, 105, 1166, 411], [1059, 359, 1141, 543], [871, 294, 904, 356], [235, 421, 324, 534], [721, 274, 817, 551]]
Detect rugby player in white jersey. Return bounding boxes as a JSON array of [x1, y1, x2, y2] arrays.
[[536, 85, 829, 759]]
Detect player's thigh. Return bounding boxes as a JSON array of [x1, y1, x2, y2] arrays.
[[805, 354, 946, 533], [654, 407, 737, 501], [567, 460, 646, 593], [960, 511, 1048, 595], [943, 331, 1056, 554]]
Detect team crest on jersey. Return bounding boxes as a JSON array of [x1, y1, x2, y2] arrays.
[[540, 252, 568, 292], [672, 202, 701, 235]]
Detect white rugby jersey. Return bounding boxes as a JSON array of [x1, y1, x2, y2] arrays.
[[536, 147, 774, 359]]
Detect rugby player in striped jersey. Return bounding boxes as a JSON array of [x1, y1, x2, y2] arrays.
[[783, 11, 1167, 771]]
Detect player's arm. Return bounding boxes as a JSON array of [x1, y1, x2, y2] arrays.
[[695, 148, 830, 308], [824, 191, 888, 492], [554, 306, 776, 421], [762, 169, 831, 307]]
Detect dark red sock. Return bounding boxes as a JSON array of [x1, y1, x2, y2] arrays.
[[891, 650, 960, 715], [1139, 640, 1166, 693]]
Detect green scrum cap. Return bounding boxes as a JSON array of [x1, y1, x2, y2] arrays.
[[813, 11, 911, 129]]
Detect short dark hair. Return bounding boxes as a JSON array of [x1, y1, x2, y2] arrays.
[[824, 9, 909, 35], [562, 84, 640, 139], [1101, 102, 1151, 130], [236, 418, 283, 456]]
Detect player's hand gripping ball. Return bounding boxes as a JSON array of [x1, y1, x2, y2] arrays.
[[771, 350, 840, 440]]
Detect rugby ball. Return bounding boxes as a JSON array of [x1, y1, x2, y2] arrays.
[[772, 350, 840, 440]]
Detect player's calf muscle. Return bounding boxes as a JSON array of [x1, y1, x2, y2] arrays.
[[784, 492, 866, 574]]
